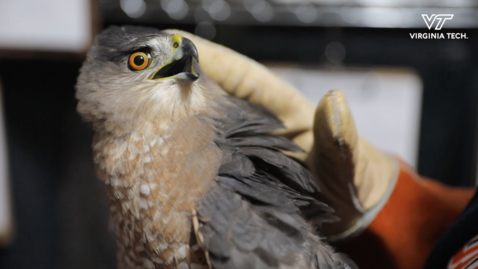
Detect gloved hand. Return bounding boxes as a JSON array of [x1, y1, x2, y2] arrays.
[[164, 29, 475, 269]]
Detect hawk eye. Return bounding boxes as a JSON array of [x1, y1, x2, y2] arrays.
[[128, 51, 151, 71]]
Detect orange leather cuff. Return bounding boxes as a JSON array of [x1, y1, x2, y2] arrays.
[[336, 160, 475, 269]]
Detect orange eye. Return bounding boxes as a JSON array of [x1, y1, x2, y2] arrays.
[[128, 52, 151, 71]]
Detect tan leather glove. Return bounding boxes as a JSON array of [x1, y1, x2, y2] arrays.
[[307, 90, 396, 238], [164, 29, 397, 239]]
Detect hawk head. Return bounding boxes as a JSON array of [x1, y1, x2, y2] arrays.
[[76, 26, 209, 132]]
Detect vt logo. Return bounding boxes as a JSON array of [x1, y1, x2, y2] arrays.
[[422, 14, 454, 30]]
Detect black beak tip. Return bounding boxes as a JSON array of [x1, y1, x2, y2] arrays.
[[182, 37, 199, 63], [187, 73, 200, 82]]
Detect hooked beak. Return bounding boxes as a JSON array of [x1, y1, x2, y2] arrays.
[[151, 36, 199, 82]]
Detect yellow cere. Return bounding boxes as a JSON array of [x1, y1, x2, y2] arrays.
[[171, 34, 182, 49]]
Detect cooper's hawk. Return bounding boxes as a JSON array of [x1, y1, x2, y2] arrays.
[[76, 25, 356, 269]]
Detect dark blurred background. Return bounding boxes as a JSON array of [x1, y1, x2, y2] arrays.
[[0, 0, 477, 268]]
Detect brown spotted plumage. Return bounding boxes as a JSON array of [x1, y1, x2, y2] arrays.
[[94, 118, 218, 268], [76, 25, 357, 269]]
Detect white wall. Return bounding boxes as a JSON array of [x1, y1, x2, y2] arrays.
[[0, 0, 92, 53]]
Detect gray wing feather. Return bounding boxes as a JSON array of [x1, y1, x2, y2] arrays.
[[217, 152, 255, 178], [228, 135, 302, 152], [196, 94, 357, 269], [198, 186, 304, 269], [240, 147, 319, 192]]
